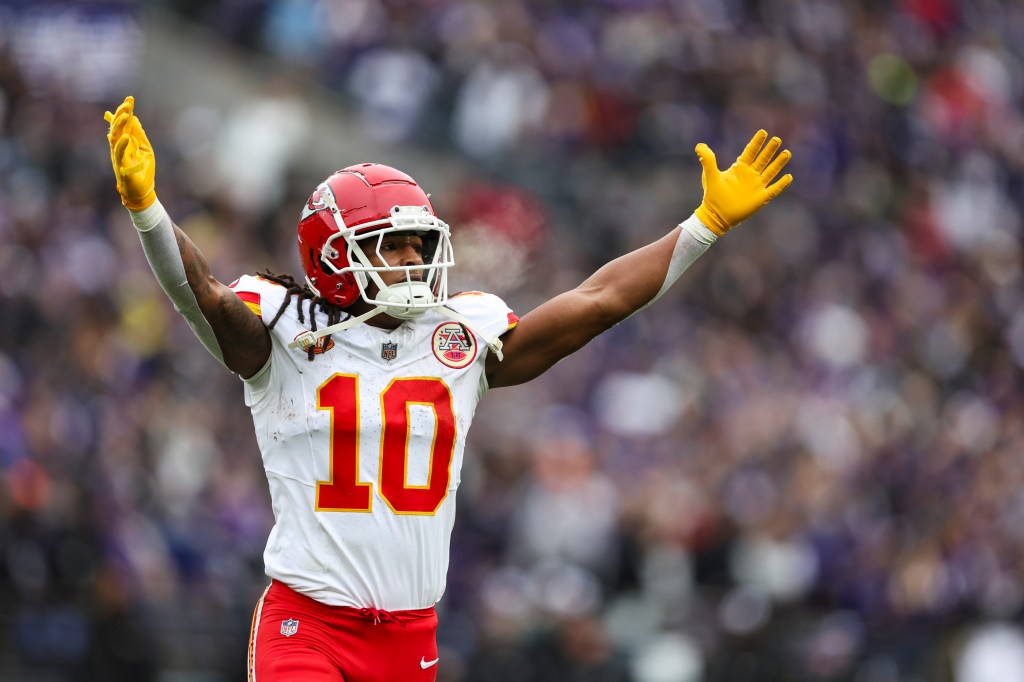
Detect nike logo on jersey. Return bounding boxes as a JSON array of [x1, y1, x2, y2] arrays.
[[420, 656, 439, 669]]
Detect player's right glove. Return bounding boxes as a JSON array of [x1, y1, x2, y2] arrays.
[[104, 95, 157, 211], [693, 129, 793, 237]]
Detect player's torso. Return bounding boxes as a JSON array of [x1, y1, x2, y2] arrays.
[[257, 309, 484, 515], [235, 277, 506, 609]]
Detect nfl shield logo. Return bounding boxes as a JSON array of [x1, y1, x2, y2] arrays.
[[381, 341, 398, 361], [280, 618, 299, 637]]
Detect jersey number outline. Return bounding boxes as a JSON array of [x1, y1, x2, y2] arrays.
[[315, 374, 456, 515]]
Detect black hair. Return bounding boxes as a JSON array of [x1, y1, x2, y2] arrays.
[[256, 269, 345, 362]]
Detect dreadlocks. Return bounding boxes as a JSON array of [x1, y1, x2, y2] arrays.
[[256, 269, 346, 361]]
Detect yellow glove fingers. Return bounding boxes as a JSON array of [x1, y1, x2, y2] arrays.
[[108, 112, 132, 144], [104, 96, 134, 133], [763, 173, 793, 202], [106, 132, 118, 169], [114, 96, 134, 121], [120, 134, 146, 175], [113, 132, 132, 165], [693, 142, 728, 234], [111, 130, 143, 175], [752, 136, 782, 173], [110, 110, 147, 167], [693, 129, 794, 235], [118, 130, 139, 165], [130, 116, 154, 153], [111, 133, 129, 197], [761, 148, 792, 184], [105, 98, 135, 148], [694, 143, 721, 182], [108, 101, 134, 135], [737, 129, 768, 166], [104, 95, 156, 210], [128, 118, 152, 173]]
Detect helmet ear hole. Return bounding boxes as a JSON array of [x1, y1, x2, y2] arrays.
[[311, 249, 328, 274]]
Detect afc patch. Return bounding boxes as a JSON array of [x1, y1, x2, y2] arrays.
[[381, 341, 398, 361], [432, 322, 476, 369], [280, 618, 299, 637]]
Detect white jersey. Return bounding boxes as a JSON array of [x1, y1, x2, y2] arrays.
[[230, 275, 518, 610]]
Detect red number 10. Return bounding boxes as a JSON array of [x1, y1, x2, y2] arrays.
[[315, 374, 456, 516]]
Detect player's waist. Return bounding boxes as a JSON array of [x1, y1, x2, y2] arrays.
[[266, 579, 437, 623]]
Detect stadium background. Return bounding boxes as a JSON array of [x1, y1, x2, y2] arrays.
[[2, 0, 1024, 680]]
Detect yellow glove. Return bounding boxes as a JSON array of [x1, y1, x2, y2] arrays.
[[694, 129, 793, 237], [104, 96, 157, 211]]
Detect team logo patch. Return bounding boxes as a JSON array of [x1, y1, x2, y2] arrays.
[[300, 183, 331, 220], [432, 322, 476, 369], [381, 341, 398, 361], [280, 618, 299, 637]]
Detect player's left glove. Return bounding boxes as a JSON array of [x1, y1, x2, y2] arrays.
[[104, 95, 157, 211], [693, 129, 793, 237]]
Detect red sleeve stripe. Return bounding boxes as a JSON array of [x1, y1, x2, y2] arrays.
[[236, 291, 262, 317], [507, 312, 519, 330]]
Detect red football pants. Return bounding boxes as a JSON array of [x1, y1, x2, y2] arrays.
[[248, 580, 439, 682]]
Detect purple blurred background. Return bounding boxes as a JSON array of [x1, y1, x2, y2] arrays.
[[1, 1, 1024, 680]]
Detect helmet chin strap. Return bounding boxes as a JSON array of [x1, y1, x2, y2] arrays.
[[437, 306, 504, 361], [288, 306, 388, 350], [289, 281, 429, 350], [287, 287, 505, 361]]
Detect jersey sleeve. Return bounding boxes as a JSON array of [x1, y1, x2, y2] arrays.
[[228, 274, 288, 327], [228, 274, 288, 396], [446, 291, 519, 340]]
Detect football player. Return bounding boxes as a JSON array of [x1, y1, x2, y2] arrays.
[[105, 95, 791, 682]]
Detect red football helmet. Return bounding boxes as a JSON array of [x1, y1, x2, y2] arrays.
[[296, 163, 454, 315]]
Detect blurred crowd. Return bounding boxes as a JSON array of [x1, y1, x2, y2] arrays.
[[4, 0, 1024, 680]]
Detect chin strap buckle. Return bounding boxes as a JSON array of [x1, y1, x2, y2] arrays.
[[291, 331, 317, 350]]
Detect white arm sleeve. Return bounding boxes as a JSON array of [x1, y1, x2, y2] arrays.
[[129, 200, 226, 365], [632, 212, 718, 316]]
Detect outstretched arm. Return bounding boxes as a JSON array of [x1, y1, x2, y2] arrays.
[[486, 130, 792, 388], [105, 96, 271, 378]]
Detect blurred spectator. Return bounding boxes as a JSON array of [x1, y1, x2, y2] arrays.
[[347, 46, 440, 143], [451, 43, 548, 159], [954, 622, 1024, 682], [213, 80, 312, 216]]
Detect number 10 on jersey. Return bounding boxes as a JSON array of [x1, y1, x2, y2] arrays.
[[315, 374, 456, 515]]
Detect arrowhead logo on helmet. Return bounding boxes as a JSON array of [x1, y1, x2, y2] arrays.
[[301, 191, 327, 220], [296, 164, 454, 313]]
